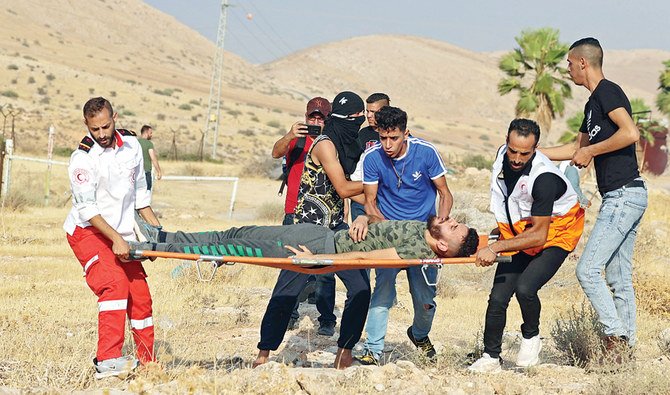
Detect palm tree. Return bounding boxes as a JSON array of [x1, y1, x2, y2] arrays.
[[631, 98, 655, 144], [557, 112, 584, 144], [498, 28, 572, 139], [657, 59, 670, 117]]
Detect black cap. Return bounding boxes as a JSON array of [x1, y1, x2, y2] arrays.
[[331, 91, 364, 117]]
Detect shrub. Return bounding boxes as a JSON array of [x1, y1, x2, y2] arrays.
[[479, 134, 490, 141], [181, 163, 204, 176], [550, 302, 603, 367], [459, 154, 493, 170], [1, 90, 19, 99], [635, 273, 670, 319], [238, 129, 255, 136], [266, 120, 281, 128], [2, 190, 32, 212], [37, 86, 47, 95], [255, 202, 284, 223], [589, 369, 670, 395], [178, 103, 192, 111], [7, 64, 18, 70], [27, 76, 35, 84], [157, 113, 166, 121], [46, 73, 55, 81], [153, 88, 175, 96], [240, 156, 280, 179]]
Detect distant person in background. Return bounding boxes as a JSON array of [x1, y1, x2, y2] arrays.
[[271, 96, 332, 330], [350, 93, 391, 221], [138, 125, 162, 195]]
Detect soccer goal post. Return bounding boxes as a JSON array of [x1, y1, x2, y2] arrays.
[[161, 175, 239, 219]]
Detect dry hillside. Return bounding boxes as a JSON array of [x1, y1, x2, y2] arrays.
[[0, 0, 668, 164]]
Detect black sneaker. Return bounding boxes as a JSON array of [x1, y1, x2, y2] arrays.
[[317, 321, 336, 337], [407, 326, 436, 359], [355, 350, 380, 366]]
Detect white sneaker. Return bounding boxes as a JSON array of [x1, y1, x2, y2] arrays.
[[516, 335, 542, 367], [94, 355, 138, 379], [468, 353, 502, 373]]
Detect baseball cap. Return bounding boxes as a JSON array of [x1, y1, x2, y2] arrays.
[[331, 91, 364, 117], [306, 97, 331, 117]]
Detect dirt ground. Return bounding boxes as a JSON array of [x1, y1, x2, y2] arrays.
[[0, 160, 669, 394]]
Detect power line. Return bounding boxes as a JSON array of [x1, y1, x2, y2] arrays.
[[225, 28, 264, 64], [239, 1, 295, 55], [229, 10, 284, 61]]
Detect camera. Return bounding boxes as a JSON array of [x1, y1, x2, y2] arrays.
[[301, 124, 322, 136]]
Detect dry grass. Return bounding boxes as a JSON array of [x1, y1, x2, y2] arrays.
[[1, 161, 670, 393]]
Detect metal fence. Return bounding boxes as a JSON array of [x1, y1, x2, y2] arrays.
[[1, 139, 68, 204], [0, 139, 239, 217]]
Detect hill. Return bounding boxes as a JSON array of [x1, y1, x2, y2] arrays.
[[0, 1, 668, 164]]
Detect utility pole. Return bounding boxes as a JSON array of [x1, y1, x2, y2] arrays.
[[203, 0, 230, 160]]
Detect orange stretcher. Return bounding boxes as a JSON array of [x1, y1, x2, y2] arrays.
[[130, 235, 510, 281]]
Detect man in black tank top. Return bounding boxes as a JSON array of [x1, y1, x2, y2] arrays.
[[542, 38, 647, 362]]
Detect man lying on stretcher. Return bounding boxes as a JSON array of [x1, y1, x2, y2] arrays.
[[133, 215, 480, 369]]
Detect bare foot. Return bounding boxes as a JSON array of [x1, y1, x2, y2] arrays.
[[334, 348, 353, 369], [253, 350, 270, 368]]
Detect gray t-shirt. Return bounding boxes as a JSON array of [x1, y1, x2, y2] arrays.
[[334, 220, 435, 259]]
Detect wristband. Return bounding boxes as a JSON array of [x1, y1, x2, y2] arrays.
[[487, 245, 497, 255]]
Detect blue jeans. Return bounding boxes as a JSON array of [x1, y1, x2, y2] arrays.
[[364, 265, 438, 356], [576, 181, 647, 345]]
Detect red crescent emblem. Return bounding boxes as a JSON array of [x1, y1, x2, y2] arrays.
[[73, 168, 90, 184]]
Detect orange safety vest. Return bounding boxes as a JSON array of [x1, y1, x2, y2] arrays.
[[490, 146, 585, 256]]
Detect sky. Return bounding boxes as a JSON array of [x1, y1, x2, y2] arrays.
[[144, 0, 670, 64]]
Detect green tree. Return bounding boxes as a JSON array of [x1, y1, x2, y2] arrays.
[[498, 28, 572, 138], [657, 59, 670, 117], [631, 98, 658, 145]]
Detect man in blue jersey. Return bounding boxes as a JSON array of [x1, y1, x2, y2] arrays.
[[353, 106, 460, 365]]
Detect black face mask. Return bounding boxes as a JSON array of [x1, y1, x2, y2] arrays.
[[322, 115, 365, 176], [348, 115, 366, 128]]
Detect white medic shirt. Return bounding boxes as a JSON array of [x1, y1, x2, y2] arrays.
[[63, 130, 151, 241]]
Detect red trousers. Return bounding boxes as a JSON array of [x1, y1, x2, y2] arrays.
[[67, 226, 155, 363]]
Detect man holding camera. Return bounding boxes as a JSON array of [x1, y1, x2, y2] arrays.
[[271, 97, 334, 332], [273, 97, 332, 225]]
